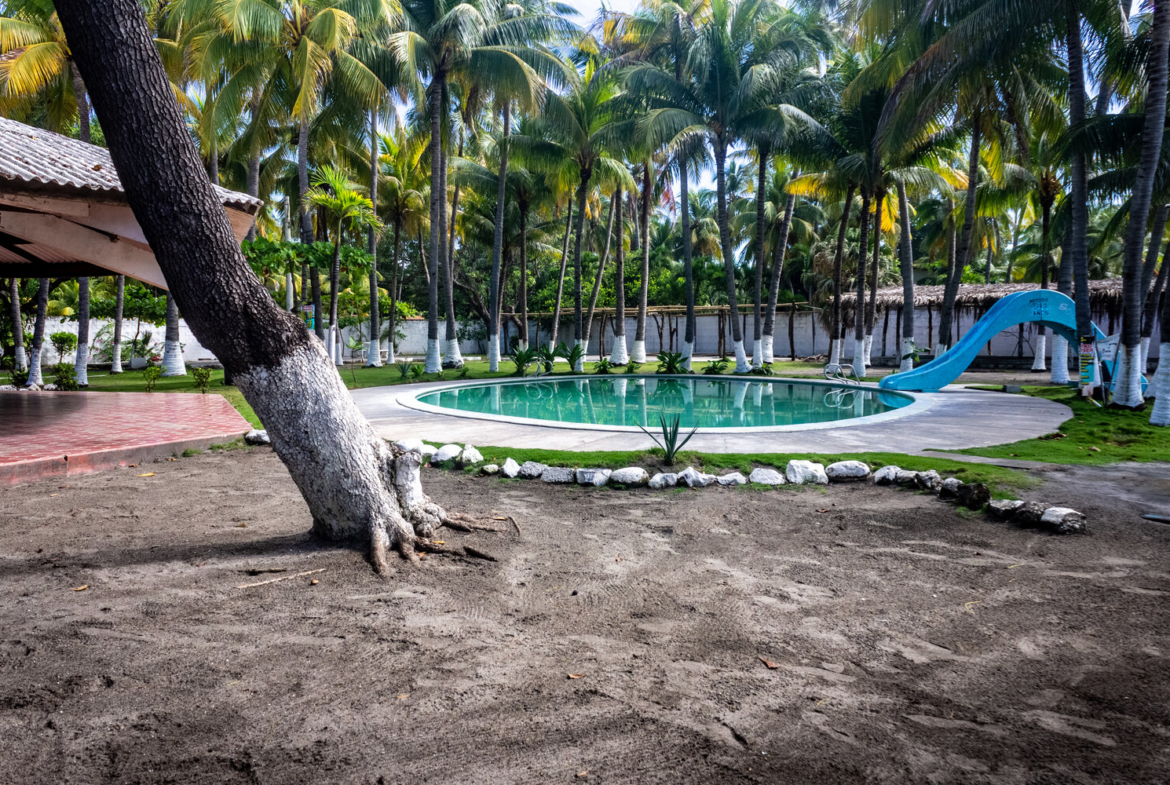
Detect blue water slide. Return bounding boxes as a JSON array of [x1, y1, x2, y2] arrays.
[[878, 290, 1143, 393]]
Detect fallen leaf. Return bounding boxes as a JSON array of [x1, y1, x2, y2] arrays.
[[73, 585, 88, 592], [758, 656, 779, 670], [136, 472, 156, 477], [49, 494, 57, 497], [568, 674, 584, 679], [310, 579, 319, 585]]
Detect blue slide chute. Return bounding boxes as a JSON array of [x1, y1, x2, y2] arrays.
[[878, 290, 1142, 393]]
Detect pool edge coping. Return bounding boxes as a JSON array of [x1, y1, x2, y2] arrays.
[[394, 375, 938, 434]]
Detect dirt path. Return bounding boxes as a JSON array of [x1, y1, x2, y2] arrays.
[[1, 449, 1167, 783]]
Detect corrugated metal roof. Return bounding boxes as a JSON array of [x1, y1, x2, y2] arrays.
[[0, 117, 263, 213]]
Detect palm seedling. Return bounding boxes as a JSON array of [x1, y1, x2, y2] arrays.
[[509, 346, 539, 377], [624, 361, 643, 375], [556, 341, 586, 373], [638, 413, 699, 466], [593, 358, 615, 374], [655, 351, 689, 375], [703, 357, 730, 375]]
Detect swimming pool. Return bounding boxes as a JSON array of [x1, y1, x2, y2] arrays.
[[408, 376, 916, 431]]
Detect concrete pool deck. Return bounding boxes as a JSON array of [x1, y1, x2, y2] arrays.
[[351, 378, 1072, 454]]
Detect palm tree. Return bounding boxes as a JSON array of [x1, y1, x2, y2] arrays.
[[392, 0, 572, 372], [307, 165, 381, 364], [513, 58, 630, 371], [377, 125, 428, 363], [26, 277, 47, 386]]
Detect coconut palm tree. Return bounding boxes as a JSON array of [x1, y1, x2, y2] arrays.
[[307, 165, 381, 364], [377, 125, 428, 363]]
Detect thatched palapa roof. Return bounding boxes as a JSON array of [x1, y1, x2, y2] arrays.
[[838, 280, 1130, 318]]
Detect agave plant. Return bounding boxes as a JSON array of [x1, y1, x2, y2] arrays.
[[395, 360, 414, 379], [655, 351, 689, 375], [556, 342, 586, 373], [638, 413, 699, 466], [703, 357, 730, 375], [509, 346, 539, 377]]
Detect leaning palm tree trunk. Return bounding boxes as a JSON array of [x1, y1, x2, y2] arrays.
[[111, 274, 124, 373], [75, 276, 90, 385], [161, 292, 186, 376], [1139, 205, 1168, 373], [488, 103, 511, 372], [715, 139, 748, 372], [763, 193, 797, 364], [896, 181, 915, 371], [939, 119, 980, 353], [425, 76, 444, 373], [1117, 0, 1170, 407], [678, 157, 695, 369], [865, 188, 882, 365], [58, 0, 460, 570], [632, 162, 652, 364], [751, 144, 769, 367], [367, 110, 381, 367], [441, 143, 461, 368], [829, 184, 856, 368], [9, 277, 26, 371], [27, 277, 48, 386], [571, 180, 589, 371], [853, 188, 871, 378], [549, 201, 573, 350], [584, 189, 617, 357]]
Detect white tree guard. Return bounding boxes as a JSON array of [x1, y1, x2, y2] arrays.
[[446, 337, 463, 367], [732, 340, 750, 373], [1150, 344, 1170, 425], [1031, 335, 1047, 371], [610, 334, 630, 365], [488, 333, 500, 372], [762, 334, 774, 364], [1051, 335, 1070, 384], [161, 340, 186, 376], [630, 339, 647, 364], [27, 347, 42, 386], [1112, 345, 1144, 408], [424, 338, 442, 373], [74, 344, 88, 386], [899, 337, 914, 372]]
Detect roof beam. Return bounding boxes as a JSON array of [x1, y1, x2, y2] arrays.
[[0, 210, 167, 289]]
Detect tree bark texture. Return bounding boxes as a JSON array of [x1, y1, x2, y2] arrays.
[[55, 0, 452, 568]]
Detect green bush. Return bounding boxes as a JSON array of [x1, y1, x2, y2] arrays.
[[192, 366, 212, 393], [655, 351, 689, 374], [593, 358, 614, 374], [50, 331, 77, 360], [703, 357, 730, 375], [52, 362, 79, 391], [142, 364, 162, 392]]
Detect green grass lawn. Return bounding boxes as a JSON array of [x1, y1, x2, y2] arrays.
[[956, 386, 1170, 465]]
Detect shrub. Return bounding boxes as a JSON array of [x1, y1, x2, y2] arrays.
[[509, 346, 539, 377], [52, 362, 80, 391], [9, 366, 29, 387], [703, 357, 730, 375], [192, 366, 212, 393], [655, 351, 688, 374], [409, 364, 424, 379], [593, 358, 614, 374], [50, 331, 77, 361], [143, 365, 162, 392], [624, 360, 642, 374], [556, 341, 585, 371]]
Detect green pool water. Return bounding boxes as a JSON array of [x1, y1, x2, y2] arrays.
[[414, 376, 913, 429]]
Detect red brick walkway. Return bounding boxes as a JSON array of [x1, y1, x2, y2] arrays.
[[0, 391, 252, 483]]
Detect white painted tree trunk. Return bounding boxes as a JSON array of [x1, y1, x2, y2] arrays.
[[27, 347, 42, 386], [751, 338, 763, 369], [446, 337, 464, 367], [679, 340, 692, 371], [761, 334, 774, 364], [863, 334, 873, 366], [1031, 335, 1047, 371], [488, 333, 500, 373], [630, 339, 647, 364], [1150, 344, 1170, 425], [934, 343, 948, 358], [733, 377, 748, 412], [365, 339, 382, 367], [327, 326, 343, 366], [109, 344, 121, 374], [74, 344, 88, 386], [1141, 336, 1151, 374], [828, 339, 840, 369], [286, 273, 294, 311], [161, 340, 186, 376], [1112, 345, 1144, 408], [1051, 335, 1070, 383], [899, 337, 914, 373], [385, 338, 395, 365], [424, 338, 442, 373], [14, 346, 26, 372], [611, 334, 630, 365], [573, 339, 585, 372], [852, 337, 867, 379], [732, 340, 750, 373]]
